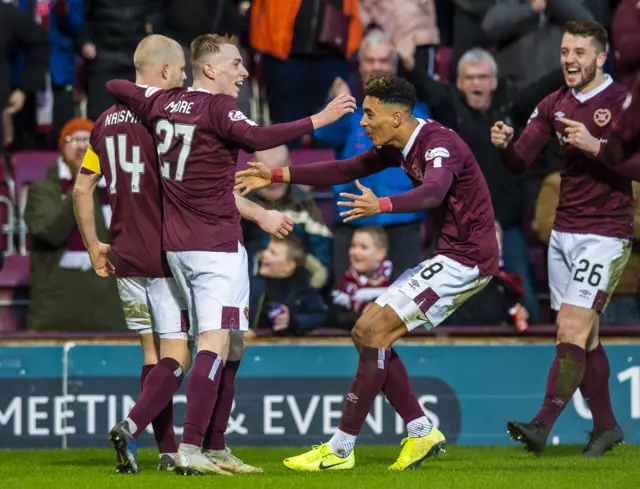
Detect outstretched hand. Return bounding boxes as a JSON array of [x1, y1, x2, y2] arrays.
[[235, 161, 272, 196], [338, 180, 380, 223]]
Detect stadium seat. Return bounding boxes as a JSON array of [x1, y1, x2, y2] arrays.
[[0, 156, 15, 254], [0, 255, 29, 332], [11, 151, 57, 255]]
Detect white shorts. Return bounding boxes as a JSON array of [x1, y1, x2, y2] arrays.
[[166, 244, 250, 336], [375, 255, 492, 331], [117, 276, 189, 339], [548, 230, 631, 312]]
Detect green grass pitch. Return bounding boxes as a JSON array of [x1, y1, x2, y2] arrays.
[[2, 445, 639, 489]]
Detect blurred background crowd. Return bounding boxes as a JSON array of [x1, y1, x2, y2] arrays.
[[0, 0, 638, 337]]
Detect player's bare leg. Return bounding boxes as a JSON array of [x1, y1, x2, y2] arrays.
[[578, 317, 624, 456], [111, 332, 160, 474], [351, 304, 435, 468], [284, 306, 445, 472], [175, 329, 232, 476], [203, 331, 263, 473], [508, 304, 594, 454]]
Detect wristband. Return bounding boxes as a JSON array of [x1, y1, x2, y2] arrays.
[[271, 167, 284, 183], [378, 197, 393, 213]]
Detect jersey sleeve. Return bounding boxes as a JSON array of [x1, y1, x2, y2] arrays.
[[80, 143, 102, 175], [387, 136, 458, 213], [104, 80, 163, 125], [212, 96, 313, 151], [501, 96, 553, 173], [288, 146, 396, 186]]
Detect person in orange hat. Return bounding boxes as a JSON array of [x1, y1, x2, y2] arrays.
[[22, 116, 126, 332], [59, 117, 95, 177]]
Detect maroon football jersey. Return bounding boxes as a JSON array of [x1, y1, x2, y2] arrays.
[[502, 77, 634, 238], [289, 119, 499, 276], [87, 104, 171, 278], [105, 81, 313, 252]]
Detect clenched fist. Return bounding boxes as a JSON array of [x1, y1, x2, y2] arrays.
[[491, 121, 515, 149]]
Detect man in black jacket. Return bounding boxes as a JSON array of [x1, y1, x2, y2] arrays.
[[0, 3, 48, 146], [397, 43, 564, 323]]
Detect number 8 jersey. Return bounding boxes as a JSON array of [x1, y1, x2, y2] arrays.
[[81, 105, 172, 278]]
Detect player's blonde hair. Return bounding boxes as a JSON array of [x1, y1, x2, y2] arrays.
[[190, 34, 239, 77], [133, 35, 182, 73]]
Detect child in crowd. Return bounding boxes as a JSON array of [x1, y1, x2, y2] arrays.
[[331, 226, 393, 327], [249, 236, 328, 336]]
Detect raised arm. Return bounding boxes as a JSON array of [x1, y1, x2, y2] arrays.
[[492, 100, 552, 174], [216, 94, 356, 151], [105, 80, 160, 123], [234, 147, 395, 195]]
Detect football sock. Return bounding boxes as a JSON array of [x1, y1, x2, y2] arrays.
[[181, 351, 224, 447], [534, 343, 586, 428], [203, 360, 241, 450], [579, 343, 616, 430], [382, 348, 426, 429], [338, 347, 390, 437], [125, 358, 183, 441]]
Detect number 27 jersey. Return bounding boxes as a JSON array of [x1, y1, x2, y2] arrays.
[[82, 104, 171, 278]]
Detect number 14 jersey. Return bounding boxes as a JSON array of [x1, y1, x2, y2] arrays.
[[82, 104, 171, 278]]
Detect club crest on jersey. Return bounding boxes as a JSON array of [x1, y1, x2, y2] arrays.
[[593, 108, 611, 127], [228, 110, 257, 126]]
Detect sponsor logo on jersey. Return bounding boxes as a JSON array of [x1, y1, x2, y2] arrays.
[[228, 110, 257, 126]]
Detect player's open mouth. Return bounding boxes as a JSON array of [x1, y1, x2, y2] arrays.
[[471, 89, 483, 96], [235, 81, 243, 87], [565, 67, 580, 75]]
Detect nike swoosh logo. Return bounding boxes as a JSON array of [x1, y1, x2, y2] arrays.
[[319, 458, 348, 470]]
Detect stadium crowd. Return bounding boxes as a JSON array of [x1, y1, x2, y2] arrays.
[[0, 0, 638, 336]]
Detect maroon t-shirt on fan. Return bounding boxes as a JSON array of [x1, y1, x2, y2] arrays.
[[105, 81, 314, 253], [87, 104, 171, 278], [288, 119, 499, 276], [502, 77, 634, 238]]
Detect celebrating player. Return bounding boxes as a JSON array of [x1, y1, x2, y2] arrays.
[[236, 75, 499, 471], [74, 35, 296, 475], [491, 20, 630, 456], [103, 34, 356, 475]]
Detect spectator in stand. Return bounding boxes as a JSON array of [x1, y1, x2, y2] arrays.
[[535, 173, 640, 325], [0, 2, 48, 148], [443, 221, 529, 331], [397, 43, 565, 323], [242, 145, 333, 289], [359, 0, 440, 77], [314, 29, 429, 283], [149, 0, 251, 115], [12, 0, 84, 148], [451, 1, 495, 82], [612, 0, 640, 90], [249, 236, 328, 336], [482, 0, 594, 89], [331, 226, 392, 329], [79, 0, 159, 121], [249, 0, 362, 145], [24, 118, 125, 331]]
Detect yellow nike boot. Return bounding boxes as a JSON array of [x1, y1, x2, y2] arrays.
[[388, 427, 446, 471], [283, 443, 355, 472]]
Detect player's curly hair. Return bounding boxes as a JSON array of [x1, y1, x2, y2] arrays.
[[364, 75, 417, 112], [564, 20, 608, 53]]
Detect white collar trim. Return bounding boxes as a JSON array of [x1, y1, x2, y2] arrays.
[[188, 87, 211, 94], [402, 118, 426, 159], [572, 75, 613, 103]]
